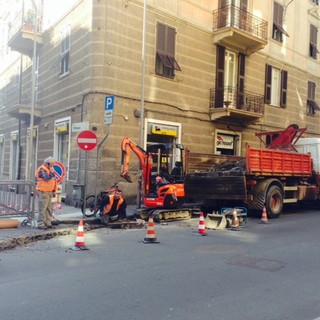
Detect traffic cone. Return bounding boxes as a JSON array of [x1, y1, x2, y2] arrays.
[[70, 220, 89, 250], [143, 215, 159, 244], [260, 206, 270, 224], [197, 212, 207, 236], [230, 208, 240, 229]]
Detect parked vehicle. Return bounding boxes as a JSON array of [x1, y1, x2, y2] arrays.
[[120, 137, 197, 220], [184, 124, 317, 218], [122, 124, 319, 220]]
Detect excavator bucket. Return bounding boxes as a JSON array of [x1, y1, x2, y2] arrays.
[[205, 213, 227, 230]]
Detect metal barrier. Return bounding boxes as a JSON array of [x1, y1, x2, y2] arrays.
[[0, 181, 36, 225]]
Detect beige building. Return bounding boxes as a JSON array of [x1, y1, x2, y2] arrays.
[[0, 0, 320, 204]]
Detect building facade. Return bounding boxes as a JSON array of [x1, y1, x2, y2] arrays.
[[0, 0, 320, 204]]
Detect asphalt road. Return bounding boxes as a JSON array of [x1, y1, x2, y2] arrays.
[[1, 209, 320, 320]]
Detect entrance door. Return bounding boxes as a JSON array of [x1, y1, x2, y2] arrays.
[[54, 118, 70, 195], [224, 50, 237, 107]]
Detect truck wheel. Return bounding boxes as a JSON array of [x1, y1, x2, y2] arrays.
[[265, 185, 283, 219]]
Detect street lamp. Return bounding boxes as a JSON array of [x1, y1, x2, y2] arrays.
[[27, 0, 37, 181]]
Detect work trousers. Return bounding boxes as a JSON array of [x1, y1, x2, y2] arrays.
[[37, 191, 54, 226]]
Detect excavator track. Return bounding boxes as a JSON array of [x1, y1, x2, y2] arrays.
[[137, 208, 199, 222]]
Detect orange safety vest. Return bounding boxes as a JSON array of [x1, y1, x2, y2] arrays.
[[36, 165, 57, 192], [103, 194, 124, 215]]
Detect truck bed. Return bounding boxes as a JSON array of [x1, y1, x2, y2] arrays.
[[184, 146, 313, 204], [185, 146, 313, 177], [246, 146, 312, 177]]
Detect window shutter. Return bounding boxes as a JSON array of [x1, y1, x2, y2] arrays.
[[157, 23, 166, 52], [166, 26, 175, 56], [237, 53, 246, 108], [215, 45, 225, 108], [265, 64, 272, 104], [280, 70, 288, 108], [240, 0, 248, 11]]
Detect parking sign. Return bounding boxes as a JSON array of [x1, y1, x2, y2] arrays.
[[105, 96, 115, 125]]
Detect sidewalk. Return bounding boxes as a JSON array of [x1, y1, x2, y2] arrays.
[[0, 203, 139, 251]]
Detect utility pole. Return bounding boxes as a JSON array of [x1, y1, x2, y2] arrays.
[[27, 0, 38, 180]]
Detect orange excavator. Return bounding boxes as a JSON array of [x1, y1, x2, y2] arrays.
[[120, 137, 197, 220]]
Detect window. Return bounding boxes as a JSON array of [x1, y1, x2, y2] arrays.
[[10, 131, 19, 180], [310, 24, 319, 59], [215, 45, 246, 109], [14, 65, 20, 87], [26, 127, 38, 180], [155, 22, 181, 78], [0, 135, 5, 179], [60, 25, 71, 76], [265, 64, 287, 107], [307, 81, 320, 115], [272, 2, 289, 42], [54, 118, 71, 194]]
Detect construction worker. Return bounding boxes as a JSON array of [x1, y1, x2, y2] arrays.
[[100, 189, 127, 221], [36, 156, 58, 229], [155, 175, 169, 189]]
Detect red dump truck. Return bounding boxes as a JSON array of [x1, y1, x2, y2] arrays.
[[184, 125, 319, 218]]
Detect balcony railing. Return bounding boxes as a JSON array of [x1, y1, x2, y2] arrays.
[[213, 5, 268, 42], [210, 86, 264, 115], [7, 9, 43, 56], [8, 9, 41, 40]]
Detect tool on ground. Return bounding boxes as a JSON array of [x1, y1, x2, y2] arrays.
[[205, 212, 227, 230]]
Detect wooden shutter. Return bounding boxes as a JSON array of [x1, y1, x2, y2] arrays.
[[237, 53, 246, 108], [280, 70, 288, 108], [157, 23, 166, 52], [215, 45, 225, 108], [265, 64, 272, 104], [240, 0, 247, 11], [310, 25, 318, 58], [218, 0, 228, 28]]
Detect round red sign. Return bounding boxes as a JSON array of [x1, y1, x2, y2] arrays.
[[77, 130, 98, 151]]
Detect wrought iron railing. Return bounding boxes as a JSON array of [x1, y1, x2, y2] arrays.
[[209, 87, 265, 115], [8, 9, 41, 40], [213, 5, 268, 42]]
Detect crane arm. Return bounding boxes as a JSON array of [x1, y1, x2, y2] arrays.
[[120, 137, 153, 193]]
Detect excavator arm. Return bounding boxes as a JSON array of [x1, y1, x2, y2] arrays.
[[120, 137, 153, 194]]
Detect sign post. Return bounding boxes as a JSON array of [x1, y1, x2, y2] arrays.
[[77, 130, 98, 216]]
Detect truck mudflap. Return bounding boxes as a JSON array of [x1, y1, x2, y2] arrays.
[[184, 174, 247, 201]]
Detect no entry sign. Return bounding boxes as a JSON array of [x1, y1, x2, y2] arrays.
[[77, 130, 98, 151], [53, 161, 66, 184]]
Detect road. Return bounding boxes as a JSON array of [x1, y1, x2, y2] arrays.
[[1, 208, 320, 320]]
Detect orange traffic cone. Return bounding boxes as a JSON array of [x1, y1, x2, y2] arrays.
[[71, 220, 89, 250], [197, 212, 207, 236], [260, 206, 270, 224], [143, 215, 159, 244], [230, 208, 240, 229]]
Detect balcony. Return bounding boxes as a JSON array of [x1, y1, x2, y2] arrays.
[[209, 87, 264, 124], [213, 5, 268, 55], [7, 104, 42, 123], [7, 9, 43, 57]]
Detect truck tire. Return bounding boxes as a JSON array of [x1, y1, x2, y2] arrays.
[[265, 185, 283, 219]]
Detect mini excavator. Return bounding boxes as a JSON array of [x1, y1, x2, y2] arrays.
[[120, 137, 197, 221]]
